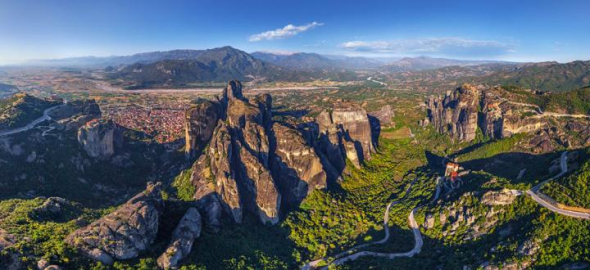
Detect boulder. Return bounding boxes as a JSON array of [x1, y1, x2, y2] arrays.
[[30, 197, 70, 220], [65, 182, 163, 264], [517, 239, 540, 256], [157, 208, 202, 269]]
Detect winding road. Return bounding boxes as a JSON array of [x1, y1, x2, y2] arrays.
[[527, 151, 590, 219], [0, 104, 63, 137], [303, 177, 441, 270], [498, 96, 590, 119]]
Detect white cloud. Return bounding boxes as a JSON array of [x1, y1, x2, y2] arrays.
[[249, 22, 323, 42], [339, 37, 513, 57]]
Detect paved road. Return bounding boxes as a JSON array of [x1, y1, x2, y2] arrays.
[[367, 77, 388, 87], [498, 96, 590, 119], [532, 112, 590, 119], [527, 151, 590, 219], [0, 104, 63, 137], [303, 178, 441, 270]]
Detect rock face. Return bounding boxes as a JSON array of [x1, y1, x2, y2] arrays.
[[188, 81, 281, 229], [315, 102, 375, 169], [184, 99, 223, 156], [184, 81, 376, 231], [271, 123, 327, 207], [425, 84, 480, 142], [369, 105, 395, 127], [423, 85, 560, 143], [77, 119, 117, 159], [192, 122, 242, 229], [65, 182, 163, 265], [223, 80, 245, 101], [157, 207, 202, 269]]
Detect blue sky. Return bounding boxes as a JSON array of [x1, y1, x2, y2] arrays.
[[0, 0, 589, 64]]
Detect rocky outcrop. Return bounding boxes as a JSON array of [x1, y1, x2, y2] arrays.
[[236, 139, 281, 224], [188, 81, 281, 227], [517, 239, 540, 256], [184, 81, 375, 230], [501, 115, 546, 138], [30, 197, 70, 220], [423, 85, 557, 142], [193, 122, 242, 226], [272, 123, 327, 207], [223, 80, 245, 101], [77, 119, 117, 159], [425, 84, 480, 142], [0, 228, 16, 251], [369, 105, 394, 127], [481, 189, 518, 206], [65, 182, 163, 265], [184, 99, 223, 156], [316, 102, 375, 168], [331, 103, 375, 162], [190, 154, 224, 232], [424, 192, 507, 241], [157, 207, 202, 269]]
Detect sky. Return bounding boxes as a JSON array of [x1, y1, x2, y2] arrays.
[[0, 0, 589, 64]]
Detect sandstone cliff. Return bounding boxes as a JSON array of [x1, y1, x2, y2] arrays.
[[424, 85, 551, 142], [183, 80, 377, 231], [187, 81, 282, 228], [65, 182, 163, 265], [315, 102, 375, 168], [425, 84, 480, 142], [77, 119, 119, 159], [271, 123, 327, 207], [184, 99, 223, 156]]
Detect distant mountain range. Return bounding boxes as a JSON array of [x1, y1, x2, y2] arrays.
[[474, 60, 590, 92], [380, 56, 511, 72], [27, 50, 212, 67], [250, 52, 385, 70], [108, 47, 316, 89], [16, 46, 590, 92], [23, 46, 509, 72]]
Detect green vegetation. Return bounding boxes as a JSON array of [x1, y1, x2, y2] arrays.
[[538, 87, 590, 114], [481, 61, 590, 93], [0, 122, 177, 207], [0, 93, 59, 130], [172, 168, 196, 201], [0, 198, 113, 269], [284, 137, 428, 261], [542, 149, 590, 208], [186, 216, 294, 269], [456, 133, 528, 162]]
